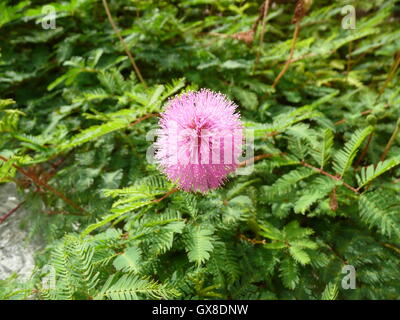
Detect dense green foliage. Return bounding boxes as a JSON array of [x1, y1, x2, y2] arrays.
[[0, 0, 399, 300]]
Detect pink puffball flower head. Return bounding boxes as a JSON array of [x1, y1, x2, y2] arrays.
[[155, 89, 243, 193]]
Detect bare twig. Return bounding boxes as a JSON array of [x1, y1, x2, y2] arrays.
[[0, 155, 87, 214], [0, 201, 25, 224], [380, 119, 400, 161], [272, 22, 301, 88], [251, 1, 267, 34], [102, 0, 146, 86], [272, 0, 306, 88], [254, 0, 270, 69]]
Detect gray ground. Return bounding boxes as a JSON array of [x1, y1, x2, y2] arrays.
[[0, 183, 42, 281]]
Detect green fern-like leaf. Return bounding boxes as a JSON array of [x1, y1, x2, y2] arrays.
[[333, 126, 374, 177], [113, 247, 143, 273], [279, 257, 300, 290], [356, 156, 400, 188], [264, 167, 315, 197], [289, 246, 311, 265], [309, 129, 334, 169], [183, 226, 215, 265], [359, 190, 400, 238], [96, 274, 178, 300], [321, 282, 339, 300], [294, 176, 336, 214]]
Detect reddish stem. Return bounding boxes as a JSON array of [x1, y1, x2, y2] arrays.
[[128, 113, 159, 127], [239, 234, 266, 245], [272, 21, 301, 88], [300, 160, 359, 194], [0, 155, 86, 214], [0, 201, 25, 224], [152, 188, 179, 203], [238, 153, 280, 168]]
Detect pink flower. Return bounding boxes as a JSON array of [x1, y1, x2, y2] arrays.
[[155, 89, 243, 192]]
